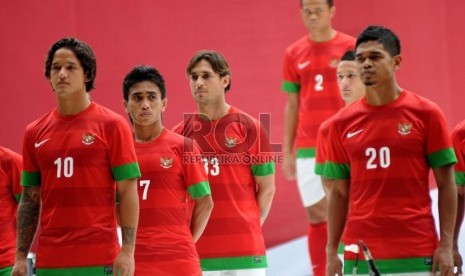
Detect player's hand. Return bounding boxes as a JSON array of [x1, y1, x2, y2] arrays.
[[282, 152, 296, 180], [453, 247, 463, 276], [326, 253, 343, 276], [432, 246, 454, 276], [11, 259, 28, 276], [113, 249, 134, 276]]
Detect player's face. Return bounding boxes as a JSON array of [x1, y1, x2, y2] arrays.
[[124, 81, 166, 127], [49, 48, 88, 96], [301, 0, 334, 34], [355, 41, 401, 87], [337, 60, 365, 105], [188, 60, 230, 105]]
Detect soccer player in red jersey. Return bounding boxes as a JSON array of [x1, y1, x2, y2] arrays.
[[280, 0, 355, 274], [325, 25, 458, 275], [451, 120, 465, 275], [173, 50, 276, 275], [314, 50, 365, 179], [0, 146, 22, 276], [122, 65, 213, 276], [12, 38, 141, 276]]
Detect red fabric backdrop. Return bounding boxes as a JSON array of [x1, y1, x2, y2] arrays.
[[1, 0, 463, 247]]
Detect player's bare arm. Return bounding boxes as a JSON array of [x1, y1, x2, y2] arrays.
[[12, 186, 41, 276], [255, 174, 275, 226], [454, 185, 464, 274], [326, 178, 350, 276], [191, 195, 214, 242], [432, 164, 457, 275], [283, 93, 299, 180], [113, 178, 139, 276]]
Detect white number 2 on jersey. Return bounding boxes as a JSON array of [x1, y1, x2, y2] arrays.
[[366, 147, 391, 169], [314, 74, 324, 91]]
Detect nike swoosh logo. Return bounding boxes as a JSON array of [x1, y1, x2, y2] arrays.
[[297, 60, 311, 70], [347, 129, 363, 138], [34, 138, 51, 148]]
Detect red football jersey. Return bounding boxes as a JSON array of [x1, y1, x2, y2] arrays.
[[325, 91, 456, 272], [134, 129, 210, 276], [452, 120, 465, 185], [0, 147, 22, 269], [21, 102, 140, 269], [282, 32, 355, 157], [173, 106, 275, 271]]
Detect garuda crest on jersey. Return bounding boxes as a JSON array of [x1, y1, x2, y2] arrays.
[[160, 157, 173, 169], [225, 137, 237, 148], [398, 122, 412, 135], [82, 133, 96, 145]]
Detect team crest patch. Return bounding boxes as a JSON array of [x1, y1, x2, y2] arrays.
[[398, 122, 412, 135], [225, 137, 237, 148], [82, 133, 96, 145], [329, 58, 339, 68], [160, 157, 173, 169]]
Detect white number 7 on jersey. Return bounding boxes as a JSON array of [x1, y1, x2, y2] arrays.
[[139, 180, 150, 200]]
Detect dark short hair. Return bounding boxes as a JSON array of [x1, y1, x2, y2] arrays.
[[45, 37, 96, 92], [340, 50, 355, 61], [186, 50, 231, 92], [122, 65, 166, 101], [300, 0, 333, 8], [356, 25, 401, 57]]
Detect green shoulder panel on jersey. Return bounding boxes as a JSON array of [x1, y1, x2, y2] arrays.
[[324, 161, 350, 179], [456, 171, 465, 185], [344, 257, 432, 274], [188, 180, 211, 199], [36, 265, 114, 275], [281, 81, 300, 93], [314, 162, 325, 176], [21, 171, 40, 187], [0, 266, 12, 276], [200, 255, 267, 271], [112, 162, 141, 181], [296, 148, 316, 158], [251, 162, 275, 177], [428, 147, 457, 168]]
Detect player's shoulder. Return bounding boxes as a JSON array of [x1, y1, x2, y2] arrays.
[[91, 102, 125, 122], [228, 106, 261, 127], [165, 128, 194, 145], [285, 35, 310, 55], [334, 31, 356, 44], [452, 120, 465, 138], [172, 113, 196, 135], [0, 146, 21, 169], [402, 90, 443, 114]]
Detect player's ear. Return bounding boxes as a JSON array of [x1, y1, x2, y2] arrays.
[[393, 54, 402, 71], [162, 98, 167, 113], [123, 100, 128, 113]]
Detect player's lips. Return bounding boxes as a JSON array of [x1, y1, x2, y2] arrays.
[[361, 70, 375, 77], [139, 112, 151, 117], [56, 81, 69, 85]]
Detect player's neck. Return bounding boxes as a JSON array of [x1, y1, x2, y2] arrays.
[[197, 102, 230, 121], [309, 28, 336, 43], [365, 82, 403, 106], [56, 91, 91, 116], [134, 122, 164, 143]]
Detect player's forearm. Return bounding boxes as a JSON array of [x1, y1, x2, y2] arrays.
[[283, 98, 299, 153], [16, 186, 40, 260], [326, 180, 349, 256], [453, 186, 464, 250], [256, 175, 276, 226], [118, 180, 139, 253], [191, 195, 214, 242], [437, 180, 458, 249]]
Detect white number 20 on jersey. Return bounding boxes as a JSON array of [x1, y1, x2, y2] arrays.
[[366, 147, 391, 169]]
